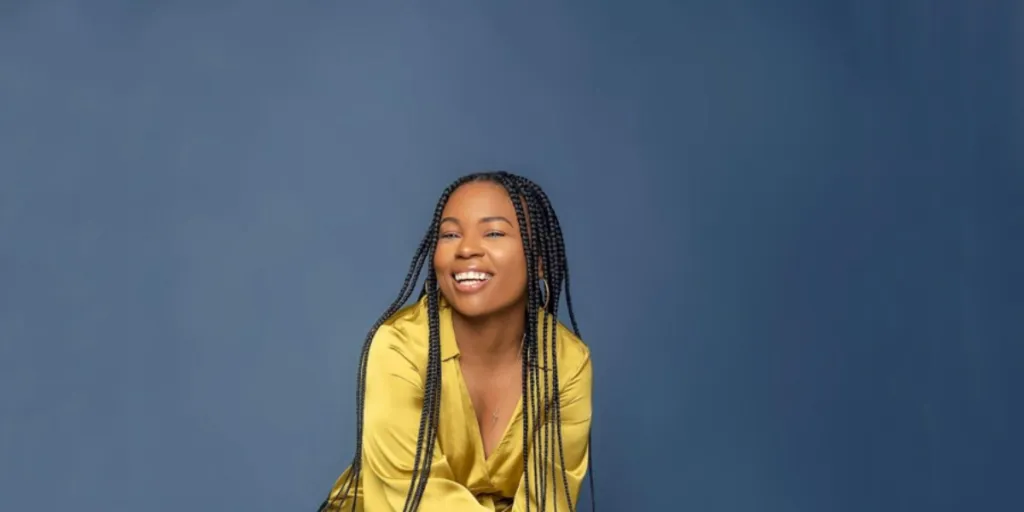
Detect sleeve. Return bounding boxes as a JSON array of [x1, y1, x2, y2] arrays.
[[511, 353, 593, 511], [359, 325, 490, 511]]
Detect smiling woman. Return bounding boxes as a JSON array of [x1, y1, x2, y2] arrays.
[[317, 172, 595, 512]]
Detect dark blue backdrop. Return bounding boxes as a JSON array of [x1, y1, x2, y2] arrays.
[[1, 1, 1020, 510]]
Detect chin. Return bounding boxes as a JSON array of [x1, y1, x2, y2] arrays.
[[447, 299, 497, 319], [446, 294, 522, 321]]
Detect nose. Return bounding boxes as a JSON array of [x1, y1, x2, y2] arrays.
[[455, 233, 484, 259]]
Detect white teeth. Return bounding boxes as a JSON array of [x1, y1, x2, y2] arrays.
[[454, 271, 492, 282]]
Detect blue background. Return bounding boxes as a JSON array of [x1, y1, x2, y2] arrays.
[[2, 1, 1020, 510]]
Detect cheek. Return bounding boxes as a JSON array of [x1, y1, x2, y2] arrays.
[[507, 270, 527, 298], [432, 249, 449, 282], [499, 253, 528, 292]]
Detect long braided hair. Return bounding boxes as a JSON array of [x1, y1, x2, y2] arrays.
[[319, 171, 595, 511]]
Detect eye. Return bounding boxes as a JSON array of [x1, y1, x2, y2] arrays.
[[485, 231, 506, 238], [439, 232, 460, 240]]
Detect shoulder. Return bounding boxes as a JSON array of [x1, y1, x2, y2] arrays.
[[365, 298, 431, 376], [551, 317, 592, 382]]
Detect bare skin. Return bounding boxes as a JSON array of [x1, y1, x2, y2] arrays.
[[433, 181, 530, 458]]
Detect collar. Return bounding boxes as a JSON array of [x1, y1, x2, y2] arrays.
[[439, 299, 460, 362]]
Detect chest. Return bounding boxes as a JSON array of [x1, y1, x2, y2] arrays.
[[460, 362, 519, 403], [458, 361, 523, 457]]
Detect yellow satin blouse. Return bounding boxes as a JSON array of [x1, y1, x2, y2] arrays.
[[323, 296, 592, 511]]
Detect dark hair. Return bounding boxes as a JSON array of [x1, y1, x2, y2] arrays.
[[320, 171, 594, 511]]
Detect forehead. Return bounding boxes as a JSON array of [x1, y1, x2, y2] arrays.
[[442, 181, 517, 219]]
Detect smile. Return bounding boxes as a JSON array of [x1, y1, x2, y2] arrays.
[[453, 271, 492, 292]]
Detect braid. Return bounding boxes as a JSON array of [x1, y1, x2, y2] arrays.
[[319, 171, 594, 512], [401, 178, 477, 510], [321, 176, 475, 512], [491, 174, 542, 510], [515, 177, 587, 511], [404, 271, 443, 510], [525, 182, 595, 509], [518, 183, 554, 508], [320, 222, 432, 512]]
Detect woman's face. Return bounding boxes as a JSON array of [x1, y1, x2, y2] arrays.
[[433, 181, 528, 319]]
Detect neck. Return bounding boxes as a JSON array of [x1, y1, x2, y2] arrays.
[[451, 307, 524, 368]]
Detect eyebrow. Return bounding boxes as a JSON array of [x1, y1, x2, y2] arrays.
[[440, 216, 513, 226]]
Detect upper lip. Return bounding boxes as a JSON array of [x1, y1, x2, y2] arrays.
[[452, 267, 494, 277]]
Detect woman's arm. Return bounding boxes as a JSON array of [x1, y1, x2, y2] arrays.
[[511, 353, 593, 511], [360, 325, 490, 511]]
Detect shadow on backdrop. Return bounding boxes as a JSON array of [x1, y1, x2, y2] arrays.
[[0, 1, 1020, 511]]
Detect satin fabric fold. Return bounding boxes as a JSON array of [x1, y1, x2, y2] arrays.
[[323, 296, 592, 511]]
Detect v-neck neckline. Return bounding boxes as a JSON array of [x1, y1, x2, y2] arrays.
[[439, 301, 525, 466], [454, 358, 523, 465]]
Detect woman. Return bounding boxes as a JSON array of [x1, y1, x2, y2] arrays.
[[318, 171, 595, 511]]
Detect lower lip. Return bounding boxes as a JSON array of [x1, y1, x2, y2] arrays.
[[453, 279, 491, 293]]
